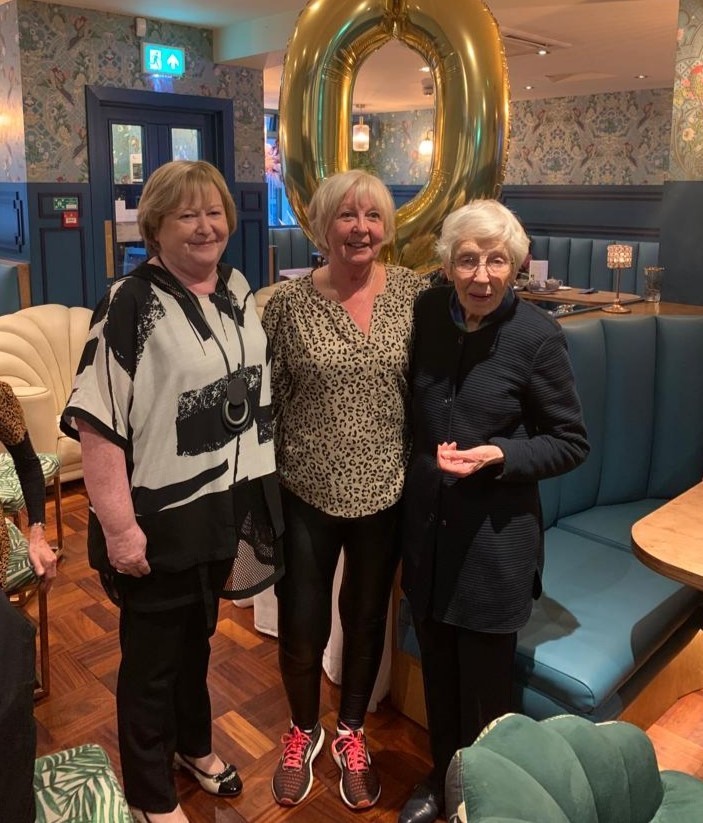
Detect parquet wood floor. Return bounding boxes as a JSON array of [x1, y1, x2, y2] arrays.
[[23, 481, 703, 821]]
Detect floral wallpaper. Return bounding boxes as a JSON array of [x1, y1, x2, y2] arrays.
[[0, 1, 27, 182], [361, 88, 672, 187], [670, 0, 703, 180], [0, 0, 683, 187], [506, 89, 672, 185], [8, 0, 263, 183]]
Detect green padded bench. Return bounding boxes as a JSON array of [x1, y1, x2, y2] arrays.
[[446, 713, 703, 822]]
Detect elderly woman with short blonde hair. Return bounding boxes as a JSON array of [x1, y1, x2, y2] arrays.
[[263, 170, 430, 811]]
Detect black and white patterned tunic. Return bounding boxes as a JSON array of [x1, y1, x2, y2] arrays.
[[61, 261, 283, 599]]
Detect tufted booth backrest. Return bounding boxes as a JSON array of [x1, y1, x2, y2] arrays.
[[530, 237, 660, 295], [268, 227, 319, 273], [539, 316, 703, 528]]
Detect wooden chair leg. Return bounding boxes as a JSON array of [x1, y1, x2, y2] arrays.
[[52, 474, 63, 552], [33, 585, 50, 700]]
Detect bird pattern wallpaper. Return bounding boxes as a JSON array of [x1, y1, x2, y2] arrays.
[[0, 0, 695, 187]]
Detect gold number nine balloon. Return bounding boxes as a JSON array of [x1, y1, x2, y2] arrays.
[[278, 0, 509, 271]]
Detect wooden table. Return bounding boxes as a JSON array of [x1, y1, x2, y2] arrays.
[[520, 287, 643, 307], [557, 300, 703, 321], [632, 482, 703, 590]]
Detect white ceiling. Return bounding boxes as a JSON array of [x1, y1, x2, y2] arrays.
[[35, 0, 680, 112]]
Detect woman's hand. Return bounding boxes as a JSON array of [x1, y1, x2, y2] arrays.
[[105, 522, 150, 577], [28, 524, 57, 591], [76, 420, 151, 578], [436, 441, 504, 477]]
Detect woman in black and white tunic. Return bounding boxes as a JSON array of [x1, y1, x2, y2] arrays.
[[61, 160, 283, 823]]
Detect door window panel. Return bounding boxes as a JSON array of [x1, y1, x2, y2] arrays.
[[171, 128, 201, 161], [112, 124, 145, 276]]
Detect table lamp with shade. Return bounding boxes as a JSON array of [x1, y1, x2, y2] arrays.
[[602, 244, 633, 313]]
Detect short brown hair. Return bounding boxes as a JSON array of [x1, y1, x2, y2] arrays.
[[307, 170, 396, 254], [137, 160, 237, 255]]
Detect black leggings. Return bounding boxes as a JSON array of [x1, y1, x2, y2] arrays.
[[276, 488, 401, 730]]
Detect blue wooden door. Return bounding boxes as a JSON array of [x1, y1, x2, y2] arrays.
[[85, 86, 234, 306]]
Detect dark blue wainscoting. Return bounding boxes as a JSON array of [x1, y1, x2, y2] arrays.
[[6, 181, 702, 307], [0, 183, 29, 258], [501, 184, 664, 240], [27, 183, 94, 307]]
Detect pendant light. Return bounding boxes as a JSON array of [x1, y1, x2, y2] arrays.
[[353, 104, 370, 152], [419, 129, 434, 157]]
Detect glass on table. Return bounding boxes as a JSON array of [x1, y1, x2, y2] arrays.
[[644, 266, 664, 303]]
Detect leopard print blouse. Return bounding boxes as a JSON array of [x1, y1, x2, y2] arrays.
[[262, 266, 430, 518], [0, 381, 29, 587]]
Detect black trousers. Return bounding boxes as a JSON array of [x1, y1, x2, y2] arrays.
[[411, 609, 517, 791], [276, 488, 401, 730], [117, 579, 223, 812]]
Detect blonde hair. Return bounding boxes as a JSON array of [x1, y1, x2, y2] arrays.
[[307, 170, 396, 254], [436, 199, 529, 273], [137, 160, 237, 256]]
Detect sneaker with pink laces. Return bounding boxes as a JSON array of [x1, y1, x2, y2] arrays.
[[331, 723, 381, 809], [272, 723, 324, 805]]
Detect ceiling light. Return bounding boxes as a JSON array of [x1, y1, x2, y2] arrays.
[[419, 129, 433, 157], [419, 66, 430, 73], [635, 74, 648, 80], [352, 104, 370, 152], [537, 46, 549, 56], [525, 85, 534, 90]]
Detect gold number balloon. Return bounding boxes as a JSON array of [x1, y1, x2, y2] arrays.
[[278, 0, 509, 271]]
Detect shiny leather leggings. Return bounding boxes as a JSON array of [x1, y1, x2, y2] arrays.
[[276, 488, 401, 730]]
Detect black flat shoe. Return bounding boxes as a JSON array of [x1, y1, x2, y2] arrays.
[[398, 782, 444, 823], [174, 752, 243, 797]]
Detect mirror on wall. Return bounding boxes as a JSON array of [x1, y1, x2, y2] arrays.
[[265, 41, 435, 227], [351, 41, 434, 185]]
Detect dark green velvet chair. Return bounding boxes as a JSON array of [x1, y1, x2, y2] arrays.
[[446, 713, 703, 822]]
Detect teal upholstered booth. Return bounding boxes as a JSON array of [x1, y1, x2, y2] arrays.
[[529, 236, 660, 295], [395, 315, 703, 726], [268, 226, 319, 277], [445, 713, 703, 822]]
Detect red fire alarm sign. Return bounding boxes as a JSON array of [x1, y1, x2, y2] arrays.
[[62, 210, 79, 228]]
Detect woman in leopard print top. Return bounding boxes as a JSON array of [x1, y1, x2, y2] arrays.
[[0, 381, 56, 590], [263, 170, 430, 810]]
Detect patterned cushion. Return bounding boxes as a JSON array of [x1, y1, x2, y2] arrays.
[[0, 452, 60, 513], [4, 518, 36, 592], [34, 744, 131, 823]]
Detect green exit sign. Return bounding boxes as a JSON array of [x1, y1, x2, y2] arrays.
[[142, 43, 185, 77]]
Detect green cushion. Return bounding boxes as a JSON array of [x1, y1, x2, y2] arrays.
[[0, 452, 60, 513], [4, 518, 36, 592], [445, 714, 703, 823], [34, 744, 131, 823]]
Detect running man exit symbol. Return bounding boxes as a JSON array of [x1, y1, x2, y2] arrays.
[[142, 43, 186, 77]]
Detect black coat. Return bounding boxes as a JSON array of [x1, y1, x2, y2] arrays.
[[401, 287, 589, 632]]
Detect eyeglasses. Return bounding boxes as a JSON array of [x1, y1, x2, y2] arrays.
[[450, 252, 512, 276]]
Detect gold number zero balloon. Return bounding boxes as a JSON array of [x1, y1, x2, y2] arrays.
[[278, 0, 509, 271]]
